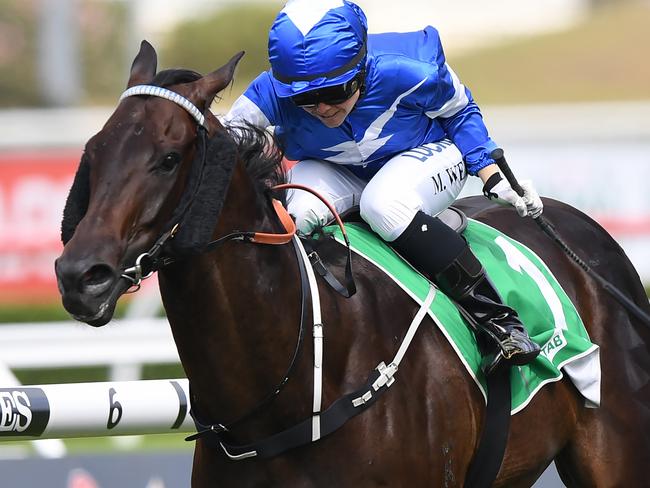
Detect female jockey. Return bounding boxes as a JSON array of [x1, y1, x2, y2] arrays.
[[225, 0, 542, 370]]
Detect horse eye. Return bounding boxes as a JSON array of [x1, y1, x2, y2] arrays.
[[159, 152, 180, 173]]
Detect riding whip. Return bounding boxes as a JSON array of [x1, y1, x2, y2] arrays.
[[490, 148, 650, 327]]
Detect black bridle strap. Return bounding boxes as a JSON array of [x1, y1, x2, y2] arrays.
[[120, 126, 210, 287], [120, 195, 296, 286], [126, 184, 356, 299], [187, 235, 310, 438]]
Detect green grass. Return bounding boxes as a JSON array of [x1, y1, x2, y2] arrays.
[[0, 302, 71, 323], [61, 432, 192, 454], [11, 363, 186, 386], [0, 432, 193, 457], [0, 298, 143, 324], [450, 2, 650, 104]]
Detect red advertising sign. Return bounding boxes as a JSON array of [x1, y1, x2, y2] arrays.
[[0, 151, 648, 304], [0, 150, 80, 303]]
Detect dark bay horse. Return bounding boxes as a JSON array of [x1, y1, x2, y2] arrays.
[[55, 41, 650, 487]]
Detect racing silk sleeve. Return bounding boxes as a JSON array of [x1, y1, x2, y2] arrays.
[[223, 72, 279, 129], [420, 27, 498, 176]]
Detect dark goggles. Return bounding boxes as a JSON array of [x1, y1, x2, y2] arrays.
[[290, 73, 363, 108]]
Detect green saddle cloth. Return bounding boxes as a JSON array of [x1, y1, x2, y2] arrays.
[[326, 219, 600, 413]]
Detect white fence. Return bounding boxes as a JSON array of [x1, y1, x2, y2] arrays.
[[0, 378, 192, 440], [0, 316, 179, 458], [0, 317, 179, 383]]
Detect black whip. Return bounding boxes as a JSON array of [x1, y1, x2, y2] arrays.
[[491, 148, 650, 327]]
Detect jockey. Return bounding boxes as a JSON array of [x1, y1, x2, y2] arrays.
[[225, 0, 542, 370]]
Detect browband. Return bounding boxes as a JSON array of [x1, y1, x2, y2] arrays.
[[120, 85, 206, 128]]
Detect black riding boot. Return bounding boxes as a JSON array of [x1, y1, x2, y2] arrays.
[[434, 245, 541, 373], [392, 211, 540, 374]]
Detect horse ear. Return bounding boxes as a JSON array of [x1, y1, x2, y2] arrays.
[[127, 40, 158, 88], [189, 51, 245, 111]]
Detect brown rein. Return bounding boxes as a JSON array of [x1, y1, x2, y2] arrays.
[[248, 198, 297, 245]]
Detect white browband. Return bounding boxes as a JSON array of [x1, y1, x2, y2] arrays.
[[120, 85, 206, 128]]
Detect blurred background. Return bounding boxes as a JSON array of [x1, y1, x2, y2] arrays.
[[0, 0, 648, 486]]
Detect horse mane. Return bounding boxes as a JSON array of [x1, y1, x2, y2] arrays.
[[226, 123, 288, 205]]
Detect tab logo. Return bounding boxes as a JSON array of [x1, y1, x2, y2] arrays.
[[0, 388, 50, 436], [540, 331, 567, 362]]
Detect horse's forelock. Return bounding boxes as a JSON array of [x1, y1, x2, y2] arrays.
[[151, 69, 202, 88]]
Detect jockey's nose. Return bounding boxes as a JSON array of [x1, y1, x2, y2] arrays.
[[315, 102, 334, 114]]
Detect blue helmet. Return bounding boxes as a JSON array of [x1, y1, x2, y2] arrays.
[[268, 0, 368, 98]]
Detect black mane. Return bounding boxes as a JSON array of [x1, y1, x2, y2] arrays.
[[226, 123, 288, 205]]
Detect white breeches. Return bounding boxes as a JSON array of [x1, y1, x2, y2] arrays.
[[286, 140, 467, 242]]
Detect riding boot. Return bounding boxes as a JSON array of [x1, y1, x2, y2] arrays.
[[434, 245, 541, 373], [391, 211, 540, 374]]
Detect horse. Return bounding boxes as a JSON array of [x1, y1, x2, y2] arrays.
[[55, 41, 650, 487]]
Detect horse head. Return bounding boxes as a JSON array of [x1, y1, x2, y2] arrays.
[[55, 41, 244, 326]]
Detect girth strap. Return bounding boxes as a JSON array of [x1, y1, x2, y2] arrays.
[[463, 366, 512, 488], [303, 239, 356, 298], [191, 286, 436, 460]]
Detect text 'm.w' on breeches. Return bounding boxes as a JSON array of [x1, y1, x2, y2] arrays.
[[286, 140, 466, 238]]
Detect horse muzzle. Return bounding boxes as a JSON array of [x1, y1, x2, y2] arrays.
[[54, 256, 126, 327]]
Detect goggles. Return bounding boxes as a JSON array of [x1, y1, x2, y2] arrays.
[[291, 73, 364, 108]]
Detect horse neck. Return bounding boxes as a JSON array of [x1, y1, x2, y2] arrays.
[[159, 162, 305, 422]]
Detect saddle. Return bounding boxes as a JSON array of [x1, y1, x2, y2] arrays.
[[319, 205, 503, 363]]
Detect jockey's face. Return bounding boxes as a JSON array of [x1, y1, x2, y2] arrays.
[[302, 89, 360, 128]]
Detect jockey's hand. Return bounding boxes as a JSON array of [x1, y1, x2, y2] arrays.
[[483, 172, 528, 217], [520, 180, 544, 218]]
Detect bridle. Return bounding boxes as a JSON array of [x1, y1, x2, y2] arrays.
[[117, 85, 299, 292]]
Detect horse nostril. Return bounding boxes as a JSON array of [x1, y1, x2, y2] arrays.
[[80, 264, 116, 296]]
